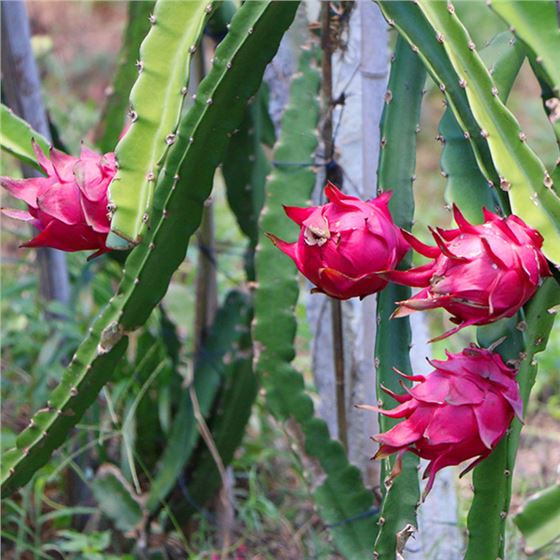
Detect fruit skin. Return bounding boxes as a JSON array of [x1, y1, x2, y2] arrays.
[[367, 344, 523, 497], [384, 205, 551, 341], [1, 141, 116, 258], [267, 181, 409, 300]]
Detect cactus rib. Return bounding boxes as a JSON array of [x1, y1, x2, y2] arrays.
[[373, 36, 424, 559], [441, 31, 524, 222], [108, 0, 213, 248], [253, 45, 378, 559], [94, 1, 156, 153], [1, 0, 300, 496], [0, 103, 50, 169], [223, 86, 272, 249], [416, 0, 560, 264]]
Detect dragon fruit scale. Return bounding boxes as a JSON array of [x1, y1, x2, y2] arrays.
[[1, 141, 116, 259], [267, 181, 409, 300]]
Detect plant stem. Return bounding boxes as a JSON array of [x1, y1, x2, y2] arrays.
[[321, 1, 348, 450]]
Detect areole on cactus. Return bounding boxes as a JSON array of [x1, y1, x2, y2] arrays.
[[267, 181, 409, 300], [383, 205, 551, 341], [364, 344, 523, 498], [1, 141, 116, 258]]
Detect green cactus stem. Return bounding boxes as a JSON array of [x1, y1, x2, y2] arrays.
[[0, 103, 50, 169], [1, 0, 300, 497], [467, 279, 559, 560], [107, 0, 214, 249], [373, 36, 425, 560], [415, 0, 560, 264], [94, 0, 156, 153], [441, 31, 524, 222]]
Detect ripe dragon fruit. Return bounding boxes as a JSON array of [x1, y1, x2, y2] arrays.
[[267, 182, 409, 300], [384, 205, 550, 341], [1, 142, 116, 259], [365, 345, 522, 497]]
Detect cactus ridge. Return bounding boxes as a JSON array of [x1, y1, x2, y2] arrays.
[[108, 0, 213, 248], [373, 36, 424, 559], [467, 277, 559, 560], [489, 0, 560, 97], [0, 103, 50, 169], [223, 87, 271, 250], [1, 0, 300, 497], [95, 1, 156, 153], [441, 31, 524, 222]]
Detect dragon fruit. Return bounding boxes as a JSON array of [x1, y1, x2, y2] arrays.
[[367, 344, 522, 497], [384, 205, 550, 340], [1, 141, 116, 259], [267, 182, 409, 299]]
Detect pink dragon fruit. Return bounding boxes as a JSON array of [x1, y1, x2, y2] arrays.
[[1, 141, 116, 259], [267, 182, 409, 300], [366, 345, 522, 496], [384, 205, 550, 340]]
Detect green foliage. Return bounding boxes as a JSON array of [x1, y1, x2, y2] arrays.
[[95, 0, 156, 153], [91, 464, 143, 532], [54, 530, 132, 560], [514, 483, 560, 553], [374, 36, 425, 559], [108, 0, 212, 248], [168, 304, 256, 521], [0, 103, 50, 169], [1, 0, 299, 497], [147, 290, 252, 512], [253, 45, 378, 559]]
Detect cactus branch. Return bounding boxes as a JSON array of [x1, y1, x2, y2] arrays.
[[373, 36, 425, 559], [1, 0, 300, 496]]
